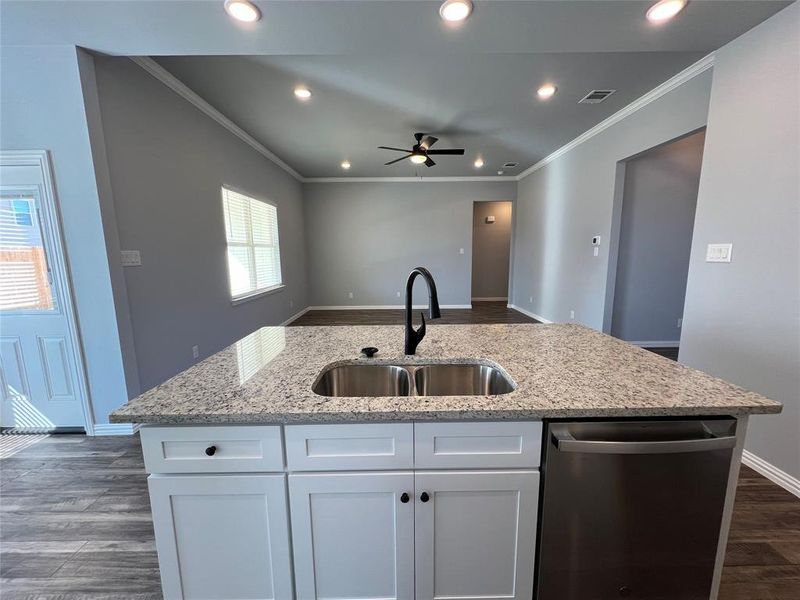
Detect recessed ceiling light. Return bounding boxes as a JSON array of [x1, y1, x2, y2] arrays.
[[537, 84, 557, 100], [474, 158, 485, 168], [410, 154, 428, 165], [293, 87, 312, 100], [439, 0, 473, 23], [224, 0, 261, 23], [646, 0, 687, 24], [341, 160, 351, 170]]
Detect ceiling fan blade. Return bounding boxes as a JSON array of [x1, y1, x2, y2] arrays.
[[420, 135, 439, 150], [378, 146, 413, 153], [426, 148, 465, 155], [414, 132, 425, 143], [425, 156, 436, 167], [385, 154, 413, 165]]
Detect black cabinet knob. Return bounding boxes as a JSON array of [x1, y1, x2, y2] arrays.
[[420, 491, 430, 502], [205, 445, 217, 456], [400, 492, 410, 503]]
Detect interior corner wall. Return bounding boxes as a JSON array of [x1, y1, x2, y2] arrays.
[[510, 70, 713, 327], [91, 56, 309, 393], [303, 181, 516, 307], [0, 45, 130, 425], [679, 3, 800, 480]]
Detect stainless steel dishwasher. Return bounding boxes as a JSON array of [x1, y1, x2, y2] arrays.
[[535, 418, 737, 600]]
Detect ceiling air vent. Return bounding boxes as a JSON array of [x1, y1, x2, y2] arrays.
[[502, 162, 519, 169], [579, 90, 616, 104]]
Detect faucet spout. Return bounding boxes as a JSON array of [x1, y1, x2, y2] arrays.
[[404, 267, 441, 355]]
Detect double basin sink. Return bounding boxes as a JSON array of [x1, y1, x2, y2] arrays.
[[312, 361, 515, 397]]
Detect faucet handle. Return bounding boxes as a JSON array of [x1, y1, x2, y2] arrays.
[[416, 312, 426, 337]]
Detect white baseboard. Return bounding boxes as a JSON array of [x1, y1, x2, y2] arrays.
[[507, 304, 553, 324], [93, 423, 140, 436], [309, 304, 472, 310], [630, 340, 681, 348], [472, 297, 508, 302], [742, 450, 800, 499], [279, 306, 310, 326]]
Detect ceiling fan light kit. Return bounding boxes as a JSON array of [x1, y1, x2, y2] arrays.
[[379, 132, 466, 168]]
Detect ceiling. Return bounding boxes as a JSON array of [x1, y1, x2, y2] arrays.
[[2, 0, 791, 178]]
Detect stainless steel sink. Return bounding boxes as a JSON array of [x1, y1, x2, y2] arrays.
[[312, 364, 412, 397], [414, 363, 515, 396], [312, 361, 514, 397]]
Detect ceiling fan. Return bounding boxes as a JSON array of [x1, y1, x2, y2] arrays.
[[379, 132, 465, 167]]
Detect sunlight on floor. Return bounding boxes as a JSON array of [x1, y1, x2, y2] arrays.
[[0, 434, 49, 459]]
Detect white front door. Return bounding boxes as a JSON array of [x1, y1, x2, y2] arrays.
[[0, 152, 89, 430]]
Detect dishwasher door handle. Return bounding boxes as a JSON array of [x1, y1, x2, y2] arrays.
[[550, 424, 737, 454]]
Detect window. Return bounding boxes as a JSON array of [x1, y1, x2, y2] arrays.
[[221, 187, 282, 300]]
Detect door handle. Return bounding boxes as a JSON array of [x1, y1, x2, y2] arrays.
[[550, 424, 737, 455]]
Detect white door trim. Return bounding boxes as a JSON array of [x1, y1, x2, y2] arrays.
[[0, 150, 95, 434]]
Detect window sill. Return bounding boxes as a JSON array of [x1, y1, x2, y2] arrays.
[[231, 284, 286, 306]]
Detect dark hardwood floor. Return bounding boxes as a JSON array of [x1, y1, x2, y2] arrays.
[[1, 434, 798, 599], [1, 304, 796, 598], [290, 301, 539, 326]]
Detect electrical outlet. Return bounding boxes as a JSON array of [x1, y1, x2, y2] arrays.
[[459, 248, 465, 255], [570, 310, 575, 320], [289, 299, 294, 309], [192, 345, 199, 359], [529, 296, 533, 304], [593, 247, 599, 257], [120, 250, 141, 267], [677, 318, 683, 329], [396, 291, 401, 298], [348, 292, 354, 299]]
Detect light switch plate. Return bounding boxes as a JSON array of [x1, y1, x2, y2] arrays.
[[706, 243, 733, 263], [120, 250, 141, 266]]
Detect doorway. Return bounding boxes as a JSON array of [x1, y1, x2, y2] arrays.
[[605, 129, 705, 356], [471, 201, 513, 303], [0, 151, 92, 432]]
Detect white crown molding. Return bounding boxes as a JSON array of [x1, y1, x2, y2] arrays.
[[742, 450, 800, 499], [516, 52, 716, 181], [507, 304, 553, 324], [309, 304, 472, 310], [303, 176, 518, 183], [130, 57, 303, 182], [93, 423, 140, 436], [279, 306, 310, 326]]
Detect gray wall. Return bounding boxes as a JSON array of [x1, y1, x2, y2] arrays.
[[610, 130, 704, 343], [472, 201, 513, 300], [303, 181, 516, 307], [92, 56, 309, 393], [680, 4, 800, 479], [0, 46, 130, 425], [510, 71, 712, 325]]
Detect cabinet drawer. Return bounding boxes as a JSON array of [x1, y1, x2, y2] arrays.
[[414, 421, 542, 469], [285, 423, 413, 471], [141, 426, 284, 473]]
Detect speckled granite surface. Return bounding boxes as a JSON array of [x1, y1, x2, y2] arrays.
[[110, 324, 781, 424]]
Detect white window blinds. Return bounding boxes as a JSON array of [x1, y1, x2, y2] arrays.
[[221, 188, 282, 299]]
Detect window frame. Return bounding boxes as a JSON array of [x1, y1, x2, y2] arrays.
[[221, 185, 285, 305]]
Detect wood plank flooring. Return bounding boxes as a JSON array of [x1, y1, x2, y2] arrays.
[[2, 434, 797, 599], [1, 303, 796, 598]]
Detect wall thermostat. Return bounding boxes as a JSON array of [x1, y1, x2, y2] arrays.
[[591, 236, 601, 246], [486, 216, 496, 224]]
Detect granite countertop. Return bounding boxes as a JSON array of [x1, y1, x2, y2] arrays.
[[110, 323, 781, 425]]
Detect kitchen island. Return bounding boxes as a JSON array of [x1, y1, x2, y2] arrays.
[[110, 323, 781, 600]]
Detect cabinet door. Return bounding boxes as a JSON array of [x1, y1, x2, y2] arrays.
[[148, 474, 293, 600], [415, 470, 540, 600], [289, 471, 414, 600]]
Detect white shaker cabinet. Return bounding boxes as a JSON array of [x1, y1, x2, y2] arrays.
[[148, 473, 294, 600], [415, 470, 540, 600], [288, 471, 415, 600]]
